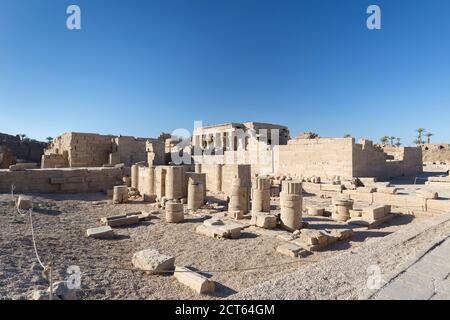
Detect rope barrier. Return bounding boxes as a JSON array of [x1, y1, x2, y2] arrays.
[[28, 209, 46, 269]]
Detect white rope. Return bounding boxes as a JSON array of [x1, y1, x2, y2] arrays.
[[28, 209, 46, 269]]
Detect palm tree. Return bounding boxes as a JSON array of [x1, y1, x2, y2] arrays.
[[416, 128, 425, 145], [425, 132, 434, 144], [380, 136, 389, 145], [389, 136, 396, 145], [343, 134, 352, 138], [413, 139, 422, 146], [395, 137, 402, 147], [46, 137, 53, 143]]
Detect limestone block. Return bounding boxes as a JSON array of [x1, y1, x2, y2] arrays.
[[362, 205, 387, 220], [132, 249, 175, 274], [100, 214, 140, 227], [325, 228, 354, 240], [196, 220, 241, 239], [174, 266, 215, 294], [306, 206, 324, 216], [297, 229, 328, 245], [165, 201, 184, 223], [17, 196, 32, 210], [113, 185, 129, 204], [349, 209, 362, 218], [276, 243, 302, 257], [417, 190, 438, 199], [86, 226, 114, 239], [250, 212, 277, 229], [426, 199, 450, 213], [229, 210, 244, 220], [195, 225, 228, 239]]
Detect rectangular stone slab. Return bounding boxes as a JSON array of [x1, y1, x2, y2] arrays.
[[132, 249, 175, 274], [174, 266, 215, 294], [86, 226, 114, 239]]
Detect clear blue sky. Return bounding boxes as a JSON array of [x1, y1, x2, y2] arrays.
[[1, 0, 449, 145]]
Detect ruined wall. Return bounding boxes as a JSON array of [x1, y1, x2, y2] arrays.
[[0, 133, 46, 163], [114, 136, 147, 166], [0, 146, 16, 169], [277, 138, 354, 179], [352, 140, 388, 178], [0, 167, 123, 193], [146, 139, 166, 165], [44, 133, 113, 168], [384, 146, 423, 177], [422, 144, 450, 164]]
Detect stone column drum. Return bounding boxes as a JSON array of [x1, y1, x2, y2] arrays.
[[280, 181, 303, 231], [165, 201, 184, 223], [113, 185, 129, 204], [195, 164, 202, 173], [187, 179, 204, 211], [252, 177, 271, 213], [228, 177, 250, 218], [332, 197, 353, 222], [165, 166, 185, 200]]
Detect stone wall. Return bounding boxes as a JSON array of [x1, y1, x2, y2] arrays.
[[0, 132, 46, 163], [44, 133, 113, 168], [277, 138, 354, 179], [0, 146, 16, 169], [0, 167, 123, 193], [422, 144, 450, 164], [43, 132, 165, 168], [193, 137, 422, 180], [114, 136, 148, 166]]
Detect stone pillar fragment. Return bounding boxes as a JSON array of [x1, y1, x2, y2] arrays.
[[280, 180, 302, 231], [228, 178, 250, 218], [251, 177, 271, 213], [165, 201, 184, 223], [332, 197, 353, 222], [113, 185, 129, 204], [165, 166, 185, 200], [187, 179, 204, 211]]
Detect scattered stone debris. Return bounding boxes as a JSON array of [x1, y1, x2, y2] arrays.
[[196, 218, 242, 239], [276, 243, 304, 258], [100, 213, 140, 227], [306, 206, 324, 217], [132, 249, 175, 274], [174, 266, 215, 294], [250, 212, 277, 229], [86, 226, 114, 239], [113, 185, 129, 204]]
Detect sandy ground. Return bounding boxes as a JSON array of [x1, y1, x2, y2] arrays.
[[0, 189, 428, 300]]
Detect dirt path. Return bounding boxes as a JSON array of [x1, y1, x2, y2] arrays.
[[232, 213, 450, 300]]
